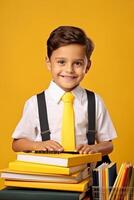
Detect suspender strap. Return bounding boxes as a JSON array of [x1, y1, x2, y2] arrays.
[[37, 91, 50, 141], [85, 89, 96, 145], [86, 89, 111, 165]]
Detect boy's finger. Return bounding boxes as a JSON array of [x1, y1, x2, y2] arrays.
[[76, 144, 84, 151], [47, 143, 64, 151], [79, 146, 91, 154], [51, 140, 63, 148], [88, 150, 95, 154], [52, 143, 64, 151], [43, 140, 62, 149]]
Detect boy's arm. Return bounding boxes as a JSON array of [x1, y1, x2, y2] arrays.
[[12, 138, 64, 152], [76, 140, 113, 155]]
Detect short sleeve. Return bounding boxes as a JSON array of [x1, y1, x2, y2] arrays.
[[12, 96, 40, 141], [95, 94, 117, 142]]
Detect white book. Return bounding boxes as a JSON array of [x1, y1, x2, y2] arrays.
[[16, 152, 101, 167]]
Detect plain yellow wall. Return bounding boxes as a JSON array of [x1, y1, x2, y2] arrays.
[[0, 0, 134, 188]]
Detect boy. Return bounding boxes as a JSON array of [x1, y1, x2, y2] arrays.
[[12, 26, 117, 158]]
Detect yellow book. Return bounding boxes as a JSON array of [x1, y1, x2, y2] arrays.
[[16, 152, 101, 167], [1, 167, 89, 184], [4, 177, 90, 192], [105, 167, 109, 200], [109, 163, 126, 200], [9, 161, 87, 175], [114, 163, 127, 200]]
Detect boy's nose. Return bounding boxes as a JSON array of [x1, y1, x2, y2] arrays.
[[66, 64, 74, 73]]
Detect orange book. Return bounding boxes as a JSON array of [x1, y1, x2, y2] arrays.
[[120, 164, 132, 200], [101, 167, 105, 200]]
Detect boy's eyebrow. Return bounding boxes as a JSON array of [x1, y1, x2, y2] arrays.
[[55, 57, 66, 60], [55, 57, 85, 61], [73, 59, 85, 62]]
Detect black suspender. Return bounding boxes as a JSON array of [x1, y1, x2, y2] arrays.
[[85, 90, 111, 165], [37, 92, 51, 141], [37, 90, 111, 164], [85, 89, 96, 145]]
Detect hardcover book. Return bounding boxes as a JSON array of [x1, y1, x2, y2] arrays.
[[0, 187, 86, 200], [1, 167, 89, 184], [16, 152, 101, 167], [9, 161, 87, 175], [4, 177, 90, 192]]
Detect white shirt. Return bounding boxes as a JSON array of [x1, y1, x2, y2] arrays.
[[12, 81, 117, 146]]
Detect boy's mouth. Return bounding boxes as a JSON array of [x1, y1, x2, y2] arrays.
[[60, 75, 77, 79]]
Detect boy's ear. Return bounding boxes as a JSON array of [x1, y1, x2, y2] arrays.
[[85, 60, 91, 73], [45, 56, 51, 71]]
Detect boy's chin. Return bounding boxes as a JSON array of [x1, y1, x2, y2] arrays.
[[53, 81, 79, 91], [60, 84, 79, 92]]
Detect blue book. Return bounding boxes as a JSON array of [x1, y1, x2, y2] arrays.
[[107, 162, 117, 190]]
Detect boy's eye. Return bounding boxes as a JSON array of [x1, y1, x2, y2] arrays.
[[74, 61, 83, 67], [57, 60, 65, 65]]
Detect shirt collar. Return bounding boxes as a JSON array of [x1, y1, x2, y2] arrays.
[[46, 81, 85, 104]]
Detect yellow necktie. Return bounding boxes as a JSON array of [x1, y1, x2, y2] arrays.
[[61, 92, 76, 151]]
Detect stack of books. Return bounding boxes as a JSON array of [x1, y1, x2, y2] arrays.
[[0, 151, 101, 200], [92, 162, 134, 200]]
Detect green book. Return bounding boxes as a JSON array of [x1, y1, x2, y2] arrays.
[[0, 187, 86, 200]]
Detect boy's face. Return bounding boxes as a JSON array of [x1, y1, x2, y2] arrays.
[[46, 44, 91, 92]]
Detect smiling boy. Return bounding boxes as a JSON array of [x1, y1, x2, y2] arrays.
[[12, 26, 117, 159], [46, 44, 90, 92]]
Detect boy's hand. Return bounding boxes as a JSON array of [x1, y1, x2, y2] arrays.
[[34, 140, 64, 152], [76, 144, 98, 154]]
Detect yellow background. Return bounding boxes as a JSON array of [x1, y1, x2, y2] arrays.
[[0, 0, 134, 188]]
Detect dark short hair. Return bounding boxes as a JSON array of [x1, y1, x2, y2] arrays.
[[47, 26, 94, 59]]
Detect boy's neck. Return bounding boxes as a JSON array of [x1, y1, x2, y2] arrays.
[[52, 81, 79, 92]]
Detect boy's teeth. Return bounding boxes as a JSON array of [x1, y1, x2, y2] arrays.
[[61, 75, 76, 78]]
